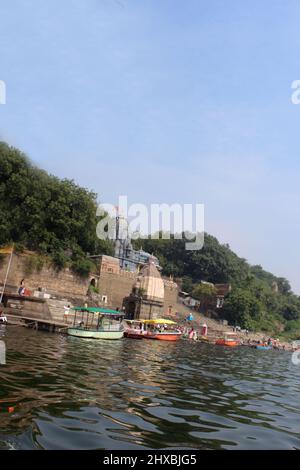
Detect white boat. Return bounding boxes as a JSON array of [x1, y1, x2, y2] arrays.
[[67, 307, 125, 340]]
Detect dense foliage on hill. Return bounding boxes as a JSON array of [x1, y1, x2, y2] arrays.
[[0, 142, 113, 276], [133, 234, 300, 337], [1, 142, 299, 337]]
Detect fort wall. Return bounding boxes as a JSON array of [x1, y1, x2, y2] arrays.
[[0, 252, 180, 312], [0, 252, 89, 301]]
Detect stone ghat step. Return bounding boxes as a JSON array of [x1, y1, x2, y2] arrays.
[[47, 302, 72, 309], [45, 298, 74, 322], [5, 313, 68, 327]]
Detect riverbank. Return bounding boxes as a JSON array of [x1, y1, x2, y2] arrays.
[[2, 302, 294, 351], [171, 308, 294, 351]]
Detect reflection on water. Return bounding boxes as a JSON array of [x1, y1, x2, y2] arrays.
[[0, 326, 300, 449]]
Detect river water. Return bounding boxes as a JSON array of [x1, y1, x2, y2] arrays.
[[0, 325, 300, 450]]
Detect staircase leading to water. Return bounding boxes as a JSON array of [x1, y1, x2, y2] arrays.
[[45, 298, 73, 324], [168, 302, 229, 340]]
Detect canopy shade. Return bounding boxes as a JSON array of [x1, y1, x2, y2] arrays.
[[125, 319, 148, 323], [143, 318, 177, 325], [72, 307, 124, 316]]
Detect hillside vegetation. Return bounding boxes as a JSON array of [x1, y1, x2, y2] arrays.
[[1, 141, 299, 338], [0, 142, 113, 277], [133, 235, 300, 338]]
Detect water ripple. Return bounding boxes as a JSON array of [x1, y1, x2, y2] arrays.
[[0, 327, 300, 449]]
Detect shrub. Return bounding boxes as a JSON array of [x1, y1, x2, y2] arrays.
[[89, 284, 99, 294], [14, 242, 25, 254], [23, 254, 45, 275], [71, 258, 94, 278], [52, 251, 68, 271]]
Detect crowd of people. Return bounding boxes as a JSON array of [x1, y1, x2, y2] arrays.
[[178, 321, 208, 341], [243, 337, 287, 350]]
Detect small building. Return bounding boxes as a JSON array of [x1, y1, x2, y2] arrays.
[[214, 284, 231, 309], [179, 291, 197, 307], [123, 258, 164, 319]]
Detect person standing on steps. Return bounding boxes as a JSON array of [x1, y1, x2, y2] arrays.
[[202, 323, 208, 336], [18, 279, 25, 296], [63, 304, 71, 323], [0, 310, 7, 323]]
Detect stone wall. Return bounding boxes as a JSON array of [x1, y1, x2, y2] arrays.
[[3, 293, 51, 319], [96, 270, 179, 313], [96, 270, 136, 309], [0, 251, 180, 312], [0, 252, 90, 301], [163, 279, 179, 315]]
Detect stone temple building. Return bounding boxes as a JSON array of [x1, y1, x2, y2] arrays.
[[113, 209, 160, 272], [123, 257, 165, 319]]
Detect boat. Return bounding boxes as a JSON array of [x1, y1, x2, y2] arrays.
[[215, 332, 239, 347], [67, 307, 125, 340], [124, 319, 146, 339], [198, 335, 209, 343], [255, 345, 272, 350], [143, 318, 182, 341]]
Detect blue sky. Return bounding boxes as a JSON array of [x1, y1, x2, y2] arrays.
[[1, 0, 300, 292]]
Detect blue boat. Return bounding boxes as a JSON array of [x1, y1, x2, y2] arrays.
[[256, 345, 272, 350]]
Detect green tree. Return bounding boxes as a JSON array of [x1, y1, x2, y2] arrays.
[[181, 276, 193, 293], [222, 288, 264, 331], [0, 141, 113, 276], [192, 284, 217, 308], [281, 303, 300, 321]]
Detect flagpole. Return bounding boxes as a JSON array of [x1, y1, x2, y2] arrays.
[[0, 245, 14, 305]]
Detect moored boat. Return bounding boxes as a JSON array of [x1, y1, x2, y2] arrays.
[[124, 319, 145, 339], [215, 332, 239, 347], [198, 335, 209, 343], [255, 345, 272, 350], [143, 318, 182, 341], [67, 307, 125, 340]]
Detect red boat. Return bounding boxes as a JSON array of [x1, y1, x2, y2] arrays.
[[124, 320, 145, 340], [124, 331, 144, 340], [215, 332, 239, 347]]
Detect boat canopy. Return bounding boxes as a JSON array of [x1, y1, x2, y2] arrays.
[[125, 319, 147, 323], [72, 307, 125, 316], [143, 318, 177, 325]]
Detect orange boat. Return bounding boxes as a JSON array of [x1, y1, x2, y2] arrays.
[[144, 331, 182, 341], [215, 332, 239, 347], [143, 318, 182, 342]]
